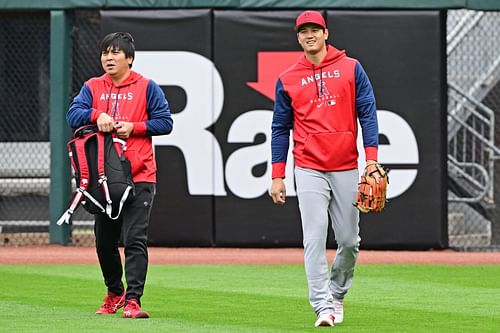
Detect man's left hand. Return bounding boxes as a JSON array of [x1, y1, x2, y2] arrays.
[[115, 121, 134, 139]]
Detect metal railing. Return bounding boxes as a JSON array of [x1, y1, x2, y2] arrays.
[[448, 156, 489, 203], [447, 10, 484, 55], [447, 82, 500, 204]]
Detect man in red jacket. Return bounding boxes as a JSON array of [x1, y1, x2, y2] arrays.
[[270, 11, 382, 327], [67, 32, 173, 318]]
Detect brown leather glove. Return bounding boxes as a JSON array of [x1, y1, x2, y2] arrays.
[[353, 163, 389, 213]]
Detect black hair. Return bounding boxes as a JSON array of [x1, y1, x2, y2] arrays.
[[100, 32, 135, 67]]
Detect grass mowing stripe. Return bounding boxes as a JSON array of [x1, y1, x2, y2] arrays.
[[350, 265, 500, 333], [1, 264, 499, 332]]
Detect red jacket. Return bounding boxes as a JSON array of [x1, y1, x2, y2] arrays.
[[67, 71, 173, 183], [271, 46, 378, 178]]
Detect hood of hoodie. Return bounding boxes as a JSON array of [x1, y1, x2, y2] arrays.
[[296, 45, 347, 98], [102, 70, 143, 88], [297, 45, 346, 69]]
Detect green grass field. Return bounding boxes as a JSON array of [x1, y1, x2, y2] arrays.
[[1, 264, 499, 332]]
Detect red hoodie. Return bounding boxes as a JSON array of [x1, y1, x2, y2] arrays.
[[67, 71, 173, 183], [271, 46, 378, 178]]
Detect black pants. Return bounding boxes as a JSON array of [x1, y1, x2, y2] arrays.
[[94, 182, 155, 302]]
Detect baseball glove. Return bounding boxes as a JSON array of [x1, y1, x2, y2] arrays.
[[353, 163, 389, 213]]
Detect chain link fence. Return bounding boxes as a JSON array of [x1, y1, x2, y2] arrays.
[[447, 10, 500, 250], [0, 11, 51, 245], [1, 9, 500, 249], [0, 10, 99, 246], [66, 10, 102, 246]]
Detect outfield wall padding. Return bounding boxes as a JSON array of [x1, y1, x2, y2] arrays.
[[100, 9, 446, 249]]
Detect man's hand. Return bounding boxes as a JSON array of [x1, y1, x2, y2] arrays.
[[270, 178, 287, 205], [96, 113, 115, 132], [115, 121, 134, 139], [365, 159, 382, 183]]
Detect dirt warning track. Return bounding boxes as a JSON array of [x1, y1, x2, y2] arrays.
[[1, 245, 499, 265]]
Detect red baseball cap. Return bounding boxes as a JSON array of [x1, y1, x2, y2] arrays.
[[295, 10, 326, 31]]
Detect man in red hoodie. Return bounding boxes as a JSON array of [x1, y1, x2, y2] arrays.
[[67, 32, 173, 318], [270, 11, 382, 327]]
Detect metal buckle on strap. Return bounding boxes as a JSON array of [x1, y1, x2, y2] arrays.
[[98, 175, 108, 184]]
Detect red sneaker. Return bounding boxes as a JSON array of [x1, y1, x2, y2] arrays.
[[123, 299, 150, 319], [95, 291, 125, 314]]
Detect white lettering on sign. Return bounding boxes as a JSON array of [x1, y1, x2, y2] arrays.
[[134, 51, 226, 195], [357, 110, 419, 198], [226, 110, 295, 199]]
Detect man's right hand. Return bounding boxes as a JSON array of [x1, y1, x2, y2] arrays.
[[270, 178, 287, 205], [96, 112, 115, 132]]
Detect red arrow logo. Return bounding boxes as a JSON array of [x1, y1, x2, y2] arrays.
[[247, 52, 302, 101]]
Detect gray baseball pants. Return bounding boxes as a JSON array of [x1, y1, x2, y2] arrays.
[[294, 166, 360, 316]]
